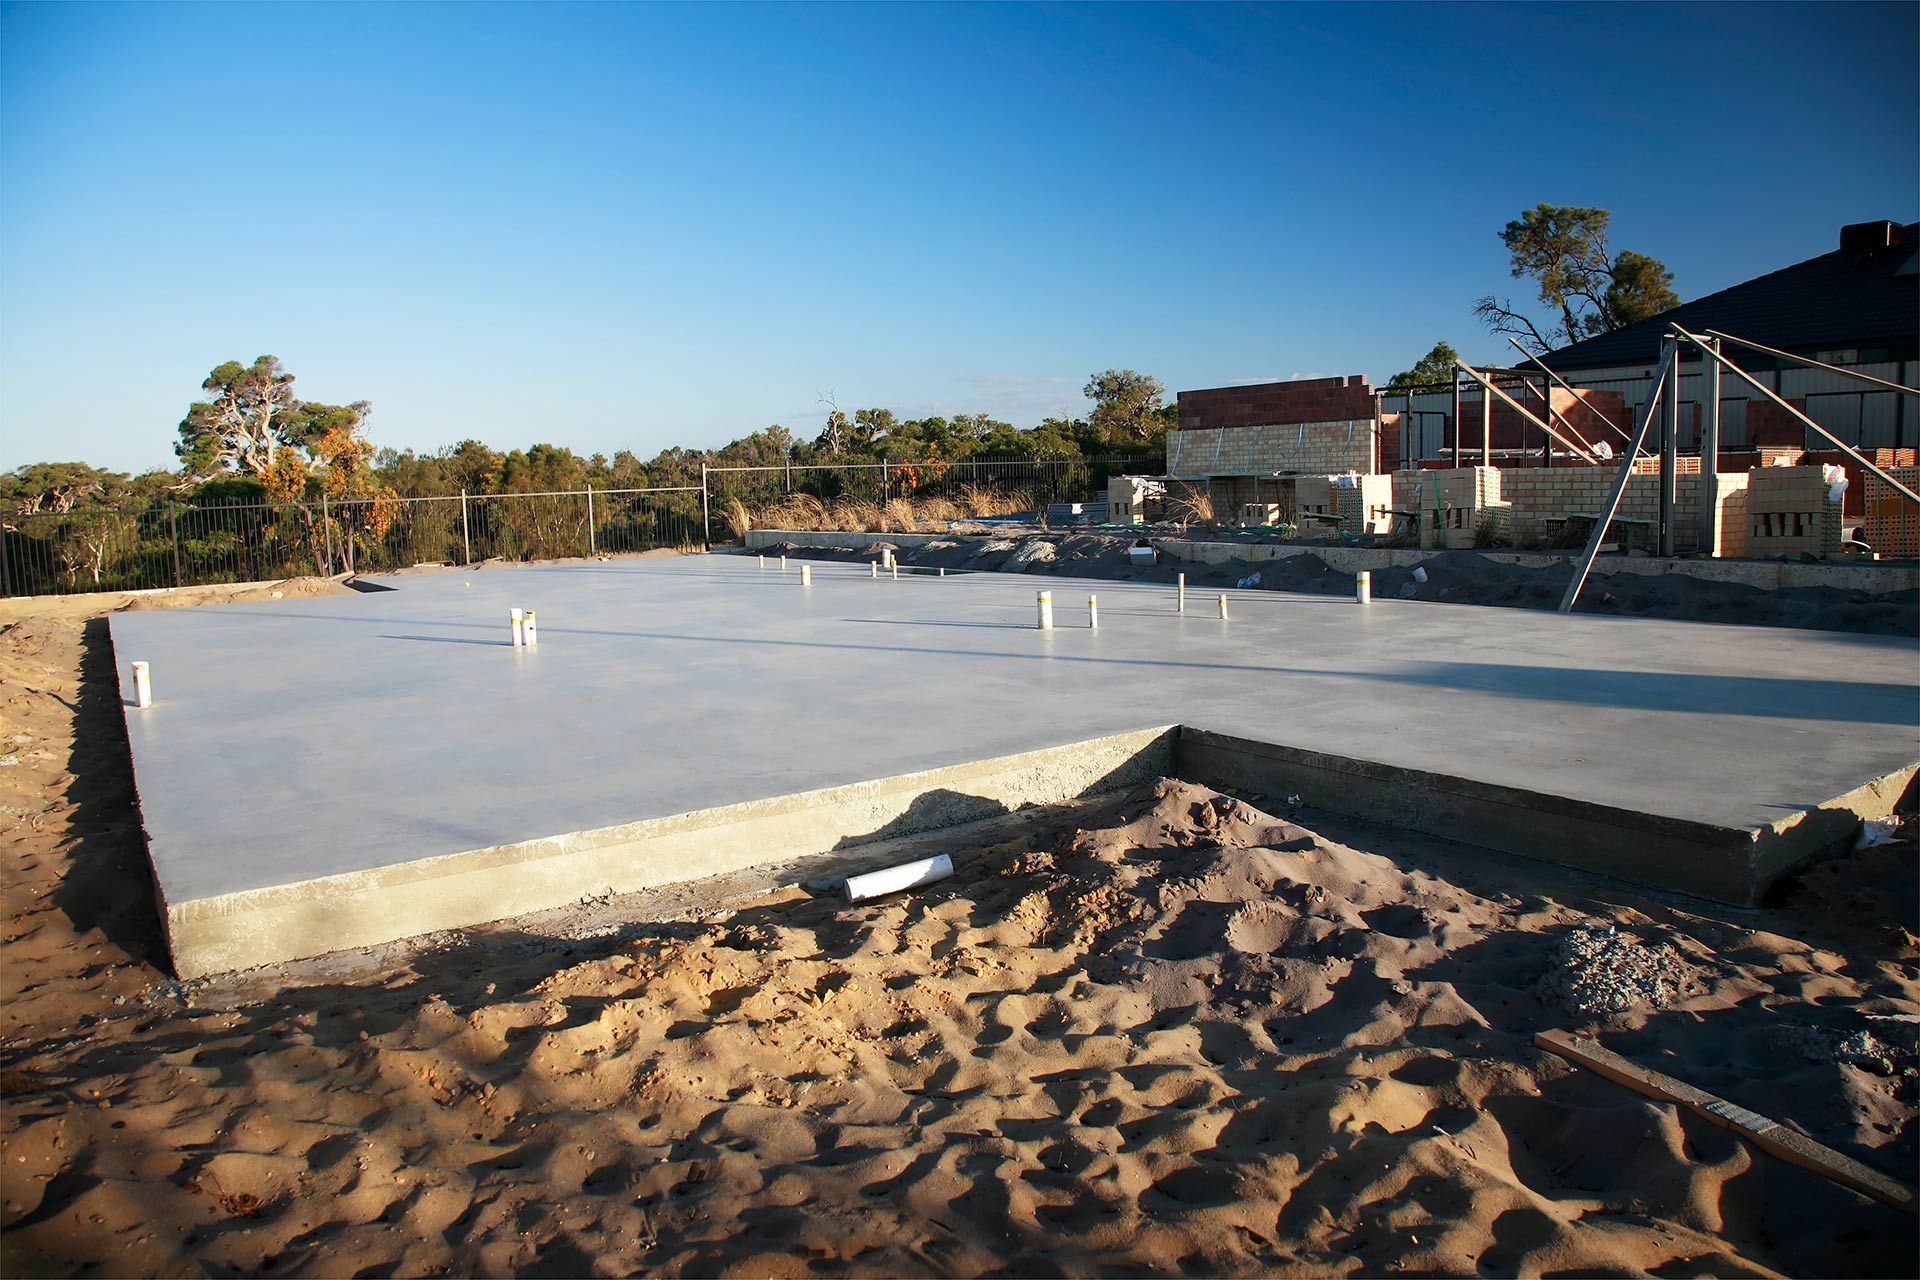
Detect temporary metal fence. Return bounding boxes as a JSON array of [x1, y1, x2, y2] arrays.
[[704, 454, 1156, 527], [0, 486, 706, 598], [1, 454, 1159, 597]]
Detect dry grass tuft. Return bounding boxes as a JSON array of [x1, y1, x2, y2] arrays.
[[722, 497, 752, 540], [830, 500, 880, 532], [916, 496, 961, 525], [760, 494, 828, 530], [884, 498, 918, 533], [956, 485, 1035, 519], [1168, 489, 1216, 529]]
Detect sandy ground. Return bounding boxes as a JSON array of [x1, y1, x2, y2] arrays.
[[2, 581, 1917, 1276], [770, 534, 1920, 636]]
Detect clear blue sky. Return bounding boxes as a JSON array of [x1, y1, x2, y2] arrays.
[[3, 1, 1915, 473]]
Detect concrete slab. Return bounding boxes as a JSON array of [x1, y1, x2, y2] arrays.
[[108, 555, 1920, 975]]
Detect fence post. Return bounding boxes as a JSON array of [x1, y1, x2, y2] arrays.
[[0, 525, 10, 598], [170, 506, 183, 587], [586, 485, 597, 557], [700, 464, 711, 548], [460, 489, 473, 564], [882, 456, 889, 505], [320, 492, 333, 576], [785, 456, 792, 493]]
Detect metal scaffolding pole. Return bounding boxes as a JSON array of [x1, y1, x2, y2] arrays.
[[1671, 324, 1920, 508], [1698, 339, 1722, 555], [700, 464, 711, 546], [1522, 376, 1601, 461], [1559, 345, 1676, 613], [1701, 330, 1920, 397], [1450, 376, 1462, 468], [1456, 362, 1602, 463], [1480, 378, 1492, 466], [1507, 336, 1634, 444], [1659, 336, 1678, 557]]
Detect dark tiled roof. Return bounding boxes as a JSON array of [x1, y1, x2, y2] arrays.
[[1538, 223, 1919, 371]]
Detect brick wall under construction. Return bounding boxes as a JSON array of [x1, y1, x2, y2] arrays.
[[1166, 420, 1377, 479], [1862, 466, 1919, 559], [1390, 465, 1752, 555]]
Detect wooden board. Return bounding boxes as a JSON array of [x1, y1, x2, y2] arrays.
[[1536, 1028, 1916, 1216]]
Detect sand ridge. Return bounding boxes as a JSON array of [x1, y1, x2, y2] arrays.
[[1, 589, 1917, 1276]]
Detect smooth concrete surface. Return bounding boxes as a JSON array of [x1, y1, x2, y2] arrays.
[[158, 726, 1175, 978], [109, 555, 1920, 974], [1177, 728, 1916, 906]]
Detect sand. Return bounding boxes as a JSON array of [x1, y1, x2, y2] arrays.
[[772, 534, 1920, 636], [2, 582, 1917, 1276]]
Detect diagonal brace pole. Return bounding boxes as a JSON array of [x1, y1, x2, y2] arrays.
[[1521, 376, 1602, 459], [1558, 346, 1675, 613], [1508, 336, 1634, 444], [1457, 361, 1602, 463], [1672, 324, 1920, 508], [1702, 330, 1920, 397]]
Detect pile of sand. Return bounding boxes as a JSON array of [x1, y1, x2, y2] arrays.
[[5, 767, 1915, 1273]]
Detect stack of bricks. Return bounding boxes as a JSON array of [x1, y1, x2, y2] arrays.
[[1167, 420, 1377, 479], [1334, 474, 1395, 536], [1712, 475, 1750, 558], [1389, 467, 1509, 549], [1297, 475, 1394, 536], [1746, 465, 1842, 557], [1863, 466, 1920, 559], [1106, 475, 1167, 525]]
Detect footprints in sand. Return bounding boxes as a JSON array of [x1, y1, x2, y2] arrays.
[[3, 775, 1914, 1275]]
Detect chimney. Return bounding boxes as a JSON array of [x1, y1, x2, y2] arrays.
[[1839, 220, 1901, 255]]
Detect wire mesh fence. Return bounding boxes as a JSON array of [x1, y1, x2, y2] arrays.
[[1, 455, 1156, 597], [705, 454, 1156, 531], [1, 487, 709, 597]]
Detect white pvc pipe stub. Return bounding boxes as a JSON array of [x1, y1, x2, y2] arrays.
[[1355, 571, 1372, 604], [510, 608, 525, 647], [800, 564, 812, 586], [523, 610, 539, 646], [1088, 595, 1099, 629], [1217, 594, 1230, 620], [130, 661, 151, 708], [1037, 590, 1053, 630], [845, 853, 954, 902]]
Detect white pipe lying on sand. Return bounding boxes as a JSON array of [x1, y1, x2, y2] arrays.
[[844, 853, 954, 902]]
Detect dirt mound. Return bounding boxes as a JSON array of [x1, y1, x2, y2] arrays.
[[1537, 922, 1700, 1018], [775, 534, 1918, 634], [119, 575, 350, 611]]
